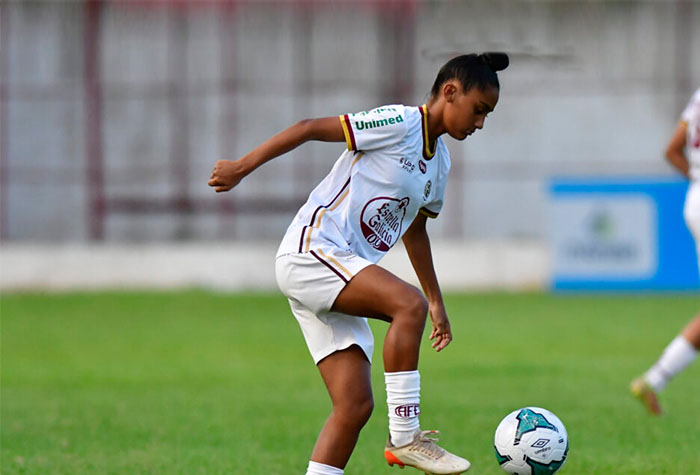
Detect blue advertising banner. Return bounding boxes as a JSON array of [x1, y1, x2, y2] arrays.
[[549, 177, 699, 292]]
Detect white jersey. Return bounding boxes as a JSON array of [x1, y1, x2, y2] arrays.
[[681, 88, 700, 181], [277, 104, 450, 263]]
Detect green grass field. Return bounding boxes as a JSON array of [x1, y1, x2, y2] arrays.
[[2, 291, 699, 474]]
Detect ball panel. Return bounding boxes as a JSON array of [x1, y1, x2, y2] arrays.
[[494, 445, 513, 465]]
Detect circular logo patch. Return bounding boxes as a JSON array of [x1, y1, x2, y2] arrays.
[[360, 196, 410, 251], [423, 180, 432, 200]]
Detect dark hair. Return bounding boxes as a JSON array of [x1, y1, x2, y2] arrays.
[[430, 52, 509, 98]]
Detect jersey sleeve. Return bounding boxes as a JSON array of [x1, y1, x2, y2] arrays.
[[419, 149, 451, 219], [681, 89, 700, 124], [339, 105, 407, 152]]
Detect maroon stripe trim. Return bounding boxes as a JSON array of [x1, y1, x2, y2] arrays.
[[310, 250, 349, 284], [343, 114, 357, 151], [419, 106, 435, 161], [298, 176, 352, 252]]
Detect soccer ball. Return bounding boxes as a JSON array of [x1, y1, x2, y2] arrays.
[[494, 407, 569, 474]]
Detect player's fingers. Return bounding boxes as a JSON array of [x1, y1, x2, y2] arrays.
[[215, 185, 230, 192], [434, 334, 452, 352], [431, 323, 447, 338], [433, 329, 452, 347]]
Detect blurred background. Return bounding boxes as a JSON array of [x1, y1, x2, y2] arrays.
[[1, 0, 699, 291]]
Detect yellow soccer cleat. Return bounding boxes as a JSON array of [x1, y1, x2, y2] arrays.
[[630, 377, 663, 415], [384, 429, 470, 474]]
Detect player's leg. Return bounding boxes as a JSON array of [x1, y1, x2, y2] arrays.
[[643, 186, 700, 390], [680, 313, 700, 348], [306, 345, 373, 473], [631, 184, 700, 414], [333, 264, 426, 449], [332, 264, 428, 372], [277, 253, 467, 473], [682, 184, 700, 352], [632, 313, 700, 414], [631, 313, 700, 415], [332, 265, 470, 474], [636, 314, 699, 394], [647, 314, 700, 389]]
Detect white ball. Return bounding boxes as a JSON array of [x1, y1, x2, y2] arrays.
[[494, 407, 569, 474]]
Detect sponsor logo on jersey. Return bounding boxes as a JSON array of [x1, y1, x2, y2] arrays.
[[399, 157, 415, 173], [423, 180, 432, 201], [360, 196, 410, 252], [418, 160, 427, 174], [356, 106, 398, 116], [354, 114, 403, 130], [394, 404, 420, 418]]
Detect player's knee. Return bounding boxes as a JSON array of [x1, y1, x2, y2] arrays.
[[400, 290, 428, 326], [337, 393, 374, 428], [355, 396, 374, 426]]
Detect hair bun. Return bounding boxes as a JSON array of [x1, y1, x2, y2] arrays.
[[480, 52, 509, 72]]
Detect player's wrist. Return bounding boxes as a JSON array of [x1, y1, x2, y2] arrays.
[[427, 294, 444, 308], [236, 155, 259, 176]]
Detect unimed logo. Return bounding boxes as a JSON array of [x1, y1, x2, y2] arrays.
[[395, 404, 420, 418], [354, 115, 403, 130]]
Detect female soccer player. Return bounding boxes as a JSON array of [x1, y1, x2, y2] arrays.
[[209, 53, 509, 474], [631, 88, 700, 415]]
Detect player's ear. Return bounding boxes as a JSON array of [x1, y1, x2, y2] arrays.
[[442, 81, 458, 103]]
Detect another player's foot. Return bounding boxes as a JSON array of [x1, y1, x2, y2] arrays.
[[630, 377, 662, 415], [384, 429, 470, 474]]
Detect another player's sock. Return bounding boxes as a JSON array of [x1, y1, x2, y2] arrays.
[[305, 461, 343, 475], [385, 370, 421, 447], [645, 335, 699, 392]]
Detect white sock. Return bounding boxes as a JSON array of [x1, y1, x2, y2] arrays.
[[385, 370, 421, 447], [645, 336, 699, 392], [305, 461, 343, 475]]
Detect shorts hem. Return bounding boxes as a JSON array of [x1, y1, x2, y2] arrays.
[[312, 341, 373, 366]]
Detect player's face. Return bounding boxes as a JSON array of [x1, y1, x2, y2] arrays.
[[444, 83, 499, 141]]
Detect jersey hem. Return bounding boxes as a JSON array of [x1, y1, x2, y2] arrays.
[[419, 207, 439, 219]]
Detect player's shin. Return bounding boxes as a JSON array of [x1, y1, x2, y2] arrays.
[[645, 335, 699, 392]]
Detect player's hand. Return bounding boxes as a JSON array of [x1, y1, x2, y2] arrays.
[[208, 159, 246, 192], [428, 302, 452, 352]]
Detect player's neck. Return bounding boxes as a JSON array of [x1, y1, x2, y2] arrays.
[[425, 99, 445, 146]]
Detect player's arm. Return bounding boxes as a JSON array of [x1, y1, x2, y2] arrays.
[[208, 117, 345, 192], [402, 213, 452, 352], [665, 121, 690, 178]]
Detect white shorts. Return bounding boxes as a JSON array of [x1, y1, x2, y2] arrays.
[[275, 247, 374, 365], [684, 181, 700, 270]]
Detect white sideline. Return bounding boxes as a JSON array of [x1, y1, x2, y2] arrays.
[[0, 241, 548, 292]]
